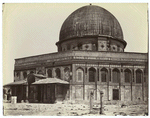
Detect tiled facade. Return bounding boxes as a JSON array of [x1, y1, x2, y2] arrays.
[[13, 51, 148, 102]]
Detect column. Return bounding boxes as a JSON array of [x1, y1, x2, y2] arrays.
[[84, 64, 88, 100], [142, 69, 144, 101], [95, 68, 98, 100], [55, 84, 57, 101], [131, 69, 133, 101], [26, 85, 28, 100], [61, 67, 64, 80], [107, 67, 110, 101], [109, 68, 113, 100], [52, 68, 56, 78], [83, 67, 85, 100], [70, 64, 75, 100], [20, 71, 24, 80], [119, 68, 122, 100], [120, 68, 124, 101]]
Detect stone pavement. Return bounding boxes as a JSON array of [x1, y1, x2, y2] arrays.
[[3, 102, 148, 116]]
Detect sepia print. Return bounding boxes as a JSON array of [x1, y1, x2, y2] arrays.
[[3, 3, 148, 116]]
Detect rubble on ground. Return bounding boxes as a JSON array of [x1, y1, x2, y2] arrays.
[[3, 102, 148, 116]]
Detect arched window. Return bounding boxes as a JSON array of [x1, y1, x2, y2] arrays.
[[47, 69, 52, 78], [71, 45, 76, 50], [89, 67, 96, 82], [112, 68, 120, 83], [23, 71, 27, 79], [144, 69, 146, 82], [124, 69, 131, 83], [101, 68, 108, 82], [136, 69, 142, 83], [64, 67, 70, 81], [76, 68, 84, 82], [55, 68, 61, 79], [16, 72, 20, 77], [92, 43, 97, 51], [77, 43, 82, 50]]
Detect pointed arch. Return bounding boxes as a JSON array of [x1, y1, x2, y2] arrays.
[[112, 68, 120, 83], [77, 43, 82, 50], [136, 69, 142, 83], [55, 68, 61, 79], [47, 69, 52, 78], [101, 67, 108, 82], [23, 71, 27, 79], [16, 72, 20, 77], [124, 68, 131, 83], [64, 67, 69, 72], [76, 67, 84, 82], [64, 67, 70, 81], [89, 67, 96, 82], [144, 69, 146, 82]]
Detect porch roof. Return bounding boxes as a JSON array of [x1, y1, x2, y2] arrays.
[[32, 78, 69, 85], [33, 74, 47, 78], [3, 80, 27, 86]]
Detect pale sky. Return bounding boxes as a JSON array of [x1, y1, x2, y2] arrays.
[[3, 3, 148, 85]]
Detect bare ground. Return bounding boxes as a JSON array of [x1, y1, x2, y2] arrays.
[[3, 102, 148, 116]]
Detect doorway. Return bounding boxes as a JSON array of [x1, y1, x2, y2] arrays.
[[57, 84, 64, 101], [113, 89, 119, 100]]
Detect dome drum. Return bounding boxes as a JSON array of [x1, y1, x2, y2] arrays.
[[56, 35, 126, 52]]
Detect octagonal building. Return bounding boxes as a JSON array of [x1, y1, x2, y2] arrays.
[[5, 5, 148, 103]]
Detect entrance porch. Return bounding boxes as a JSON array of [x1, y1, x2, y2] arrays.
[[30, 78, 69, 103]]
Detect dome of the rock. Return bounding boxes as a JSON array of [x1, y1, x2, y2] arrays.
[[59, 5, 124, 41]]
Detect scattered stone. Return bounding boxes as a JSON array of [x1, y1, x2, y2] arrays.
[[121, 104, 127, 108], [23, 108, 30, 110], [21, 100, 24, 103], [25, 100, 29, 103], [9, 108, 17, 110], [119, 112, 127, 116], [3, 102, 148, 116]]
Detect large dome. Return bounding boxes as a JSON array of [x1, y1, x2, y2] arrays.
[[59, 5, 124, 41]]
